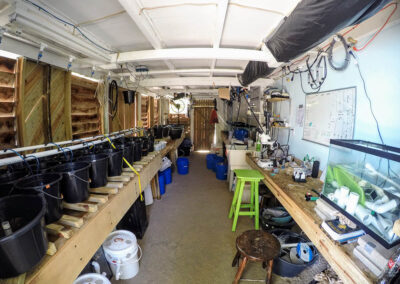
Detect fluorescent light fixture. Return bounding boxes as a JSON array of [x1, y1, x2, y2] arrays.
[[141, 93, 149, 97], [71, 72, 99, 82], [174, 86, 185, 90], [0, 49, 20, 59], [196, 150, 210, 153], [151, 87, 162, 90]]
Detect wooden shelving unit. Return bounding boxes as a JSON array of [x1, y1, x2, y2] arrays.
[[267, 97, 290, 103]]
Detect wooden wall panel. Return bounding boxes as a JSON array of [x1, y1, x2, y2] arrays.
[[141, 96, 149, 128], [109, 86, 136, 132], [154, 98, 159, 125], [0, 57, 17, 149], [71, 76, 102, 139], [193, 102, 215, 150]]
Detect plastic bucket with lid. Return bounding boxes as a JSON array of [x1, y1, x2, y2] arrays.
[[50, 162, 91, 203], [212, 156, 224, 172], [162, 167, 172, 184], [177, 158, 189, 175], [0, 171, 29, 197], [78, 154, 109, 188], [14, 173, 63, 224], [101, 149, 123, 177], [0, 194, 48, 278], [158, 172, 166, 195], [102, 230, 142, 280], [206, 154, 217, 170]]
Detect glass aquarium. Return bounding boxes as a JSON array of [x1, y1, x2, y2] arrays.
[[322, 140, 400, 248]]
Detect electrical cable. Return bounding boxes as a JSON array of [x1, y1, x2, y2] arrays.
[[24, 0, 115, 53], [109, 80, 119, 120], [327, 34, 350, 71]]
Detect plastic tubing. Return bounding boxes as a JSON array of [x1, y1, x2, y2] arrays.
[[365, 199, 399, 214]]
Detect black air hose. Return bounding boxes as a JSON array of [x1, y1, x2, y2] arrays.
[[109, 80, 119, 120]]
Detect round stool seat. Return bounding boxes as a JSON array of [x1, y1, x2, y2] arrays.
[[236, 230, 280, 262]]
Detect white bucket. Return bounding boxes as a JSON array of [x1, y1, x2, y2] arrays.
[[73, 273, 111, 284], [144, 185, 153, 205], [102, 230, 142, 280]]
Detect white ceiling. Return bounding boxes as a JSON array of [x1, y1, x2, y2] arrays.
[[3, 0, 303, 92]]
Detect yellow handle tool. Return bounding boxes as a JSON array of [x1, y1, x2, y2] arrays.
[[105, 136, 143, 201]]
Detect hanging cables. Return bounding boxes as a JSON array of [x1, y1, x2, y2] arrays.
[[109, 80, 119, 120], [327, 34, 350, 71]]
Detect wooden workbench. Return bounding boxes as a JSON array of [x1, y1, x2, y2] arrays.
[[246, 154, 376, 284], [16, 136, 184, 284]]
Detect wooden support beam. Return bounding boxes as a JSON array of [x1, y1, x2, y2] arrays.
[[62, 202, 98, 213], [89, 186, 118, 194], [58, 215, 84, 228], [46, 224, 72, 239]]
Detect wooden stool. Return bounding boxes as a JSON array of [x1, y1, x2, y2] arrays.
[[229, 169, 264, 231], [232, 230, 280, 284]]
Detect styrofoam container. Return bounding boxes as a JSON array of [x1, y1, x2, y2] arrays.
[[102, 230, 142, 280], [144, 184, 153, 205]]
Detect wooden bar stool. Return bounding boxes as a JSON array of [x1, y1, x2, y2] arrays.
[[229, 169, 264, 231], [232, 230, 280, 284]]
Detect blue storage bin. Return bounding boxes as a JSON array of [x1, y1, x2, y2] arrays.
[[206, 154, 217, 170], [177, 157, 189, 175], [158, 172, 166, 195], [162, 167, 172, 184], [216, 163, 228, 180], [213, 156, 224, 172]]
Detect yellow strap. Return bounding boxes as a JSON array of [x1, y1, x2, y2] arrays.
[[105, 136, 143, 201]]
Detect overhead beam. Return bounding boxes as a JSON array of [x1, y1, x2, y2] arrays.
[[117, 68, 243, 77], [211, 0, 229, 76], [134, 88, 220, 96], [118, 0, 175, 70], [130, 76, 272, 87], [109, 48, 278, 67]]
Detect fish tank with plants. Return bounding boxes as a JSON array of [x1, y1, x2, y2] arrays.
[[321, 139, 400, 248]]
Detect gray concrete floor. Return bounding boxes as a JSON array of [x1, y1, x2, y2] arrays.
[[113, 152, 325, 284]]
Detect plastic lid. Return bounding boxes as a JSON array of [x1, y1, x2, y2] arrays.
[[103, 230, 137, 253], [73, 273, 111, 284]]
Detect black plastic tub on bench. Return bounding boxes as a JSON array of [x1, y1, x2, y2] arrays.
[[15, 173, 63, 224], [131, 138, 143, 162], [50, 162, 91, 203], [78, 153, 109, 188], [0, 194, 48, 278], [101, 148, 123, 177]]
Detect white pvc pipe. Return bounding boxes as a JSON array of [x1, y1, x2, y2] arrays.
[[355, 205, 373, 226], [365, 199, 399, 214], [345, 192, 360, 215], [0, 128, 140, 167]]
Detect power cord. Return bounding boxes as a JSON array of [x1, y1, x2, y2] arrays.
[[109, 80, 119, 120]]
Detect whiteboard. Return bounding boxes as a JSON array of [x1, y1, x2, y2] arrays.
[[303, 87, 356, 146]]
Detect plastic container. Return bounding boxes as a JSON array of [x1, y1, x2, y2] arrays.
[[163, 168, 172, 184], [120, 143, 134, 168], [123, 90, 135, 105], [0, 171, 29, 197], [102, 148, 123, 177], [270, 229, 319, 277], [78, 154, 109, 188], [206, 154, 217, 170], [177, 157, 189, 175], [51, 162, 91, 203], [141, 137, 149, 157], [170, 127, 183, 140], [153, 125, 163, 139], [132, 139, 143, 162], [216, 163, 228, 180], [103, 230, 142, 280], [158, 173, 166, 195], [144, 185, 153, 205], [162, 126, 170, 138], [15, 173, 63, 224], [213, 156, 224, 172], [73, 273, 111, 284], [0, 194, 48, 278]]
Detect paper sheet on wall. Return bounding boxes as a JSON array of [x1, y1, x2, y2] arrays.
[[296, 104, 304, 127]]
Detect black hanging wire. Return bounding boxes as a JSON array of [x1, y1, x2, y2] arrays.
[[109, 80, 119, 120]]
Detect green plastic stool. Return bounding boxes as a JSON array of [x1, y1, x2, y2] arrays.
[[229, 169, 264, 232]]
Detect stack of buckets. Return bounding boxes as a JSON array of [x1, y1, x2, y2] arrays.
[[103, 230, 142, 280], [158, 167, 172, 195], [206, 154, 227, 180]]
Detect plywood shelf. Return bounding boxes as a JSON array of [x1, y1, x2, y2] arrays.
[[271, 126, 290, 129], [267, 97, 290, 102], [71, 112, 98, 117], [72, 129, 99, 136]]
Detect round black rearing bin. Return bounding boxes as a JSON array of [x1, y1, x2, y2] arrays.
[[50, 162, 91, 203], [0, 194, 48, 278], [123, 90, 135, 105], [14, 173, 63, 224], [0, 171, 29, 198], [101, 149, 123, 177], [78, 153, 109, 188]]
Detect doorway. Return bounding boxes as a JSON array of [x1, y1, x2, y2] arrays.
[[193, 104, 215, 150]]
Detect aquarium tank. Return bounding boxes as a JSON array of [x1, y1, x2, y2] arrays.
[[322, 140, 400, 248]]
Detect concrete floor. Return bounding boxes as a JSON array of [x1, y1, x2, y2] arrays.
[[113, 152, 325, 284]]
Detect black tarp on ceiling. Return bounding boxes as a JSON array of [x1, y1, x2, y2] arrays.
[[238, 0, 391, 86]]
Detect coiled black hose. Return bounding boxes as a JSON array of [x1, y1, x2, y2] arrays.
[[327, 34, 350, 71], [109, 80, 119, 120]]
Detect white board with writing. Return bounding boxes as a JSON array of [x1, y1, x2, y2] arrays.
[[303, 87, 356, 146]]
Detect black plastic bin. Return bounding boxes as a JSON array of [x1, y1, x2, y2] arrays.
[[170, 127, 183, 140], [50, 162, 91, 203], [15, 173, 63, 224], [132, 138, 143, 162], [0, 194, 48, 278], [270, 229, 319, 277], [78, 154, 109, 188], [101, 149, 123, 177], [118, 143, 134, 168], [0, 171, 28, 197], [153, 125, 163, 139], [116, 197, 148, 239], [148, 136, 155, 152], [141, 137, 149, 157]]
